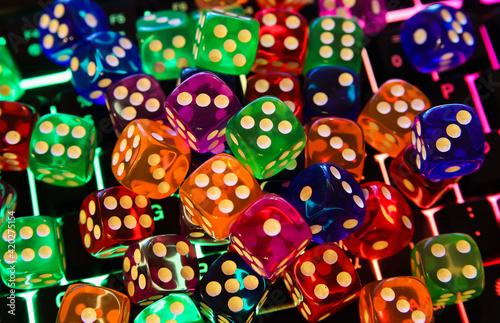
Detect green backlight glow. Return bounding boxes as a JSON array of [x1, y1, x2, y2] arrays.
[[18, 290, 37, 323], [0, 37, 6, 45], [82, 273, 111, 286], [20, 69, 72, 90], [27, 169, 40, 216], [93, 147, 105, 190], [50, 105, 57, 114]]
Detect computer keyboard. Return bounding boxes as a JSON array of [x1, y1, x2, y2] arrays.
[[1, 0, 500, 322]]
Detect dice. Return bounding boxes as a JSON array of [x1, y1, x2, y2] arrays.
[[56, 284, 130, 323], [286, 163, 366, 244], [79, 186, 155, 258], [401, 4, 476, 73], [303, 16, 363, 74], [303, 66, 361, 123], [411, 233, 485, 305], [229, 194, 312, 280], [111, 119, 191, 199], [305, 117, 365, 182], [137, 10, 194, 80], [180, 153, 263, 239], [193, 252, 269, 323], [357, 79, 431, 158], [0, 180, 16, 225], [226, 97, 306, 179], [0, 44, 24, 100], [70, 31, 142, 104], [123, 235, 199, 305], [412, 104, 485, 179], [105, 74, 167, 136], [359, 276, 434, 323], [165, 72, 242, 153], [284, 243, 362, 322], [134, 293, 204, 323], [342, 182, 414, 260], [253, 9, 308, 75], [0, 216, 65, 289], [194, 9, 259, 75], [254, 0, 310, 11], [29, 113, 97, 187], [0, 101, 38, 171], [38, 0, 109, 66]]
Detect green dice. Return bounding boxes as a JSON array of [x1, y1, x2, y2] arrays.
[[0, 216, 65, 289], [134, 293, 204, 323], [411, 233, 485, 306], [303, 16, 364, 75], [0, 42, 24, 101], [137, 10, 194, 80], [194, 9, 259, 75], [226, 97, 306, 179], [29, 113, 97, 187]]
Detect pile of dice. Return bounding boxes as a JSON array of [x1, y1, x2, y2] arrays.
[[0, 0, 487, 322]]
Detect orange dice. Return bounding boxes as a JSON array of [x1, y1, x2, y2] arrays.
[[180, 153, 263, 239], [305, 117, 365, 181], [357, 80, 431, 157], [111, 119, 191, 199]]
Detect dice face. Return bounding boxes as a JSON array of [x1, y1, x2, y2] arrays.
[[70, 31, 142, 104], [0, 44, 24, 100], [137, 10, 194, 80], [304, 16, 363, 75], [38, 0, 109, 66], [357, 79, 431, 158], [254, 0, 310, 11], [180, 154, 263, 239], [306, 117, 365, 181], [0, 180, 16, 225], [229, 194, 312, 280], [56, 284, 130, 323], [79, 186, 155, 258], [134, 293, 204, 323], [304, 66, 361, 123], [165, 72, 242, 153], [253, 9, 308, 75], [111, 119, 191, 199], [412, 104, 485, 179], [411, 233, 485, 305], [0, 101, 38, 171], [401, 4, 476, 73], [342, 182, 415, 260], [106, 74, 167, 136], [226, 97, 306, 179], [123, 235, 199, 305], [287, 163, 366, 244], [194, 9, 259, 75], [359, 276, 433, 323], [0, 216, 65, 289], [389, 145, 459, 208], [193, 252, 269, 323], [284, 243, 362, 322], [29, 113, 97, 187]]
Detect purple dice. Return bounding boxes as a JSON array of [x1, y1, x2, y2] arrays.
[[229, 194, 312, 280], [105, 74, 167, 136], [165, 72, 242, 153], [286, 163, 366, 244]]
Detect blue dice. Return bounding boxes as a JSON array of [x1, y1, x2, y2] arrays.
[[38, 0, 109, 66], [412, 104, 485, 179], [303, 66, 361, 123], [401, 4, 476, 73], [286, 163, 366, 244], [70, 31, 142, 104]]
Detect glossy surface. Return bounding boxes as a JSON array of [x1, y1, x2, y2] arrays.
[[357, 79, 431, 158], [134, 293, 204, 323], [180, 154, 263, 239], [0, 44, 24, 100], [286, 163, 366, 244], [79, 186, 155, 258], [0, 216, 65, 289], [284, 243, 362, 323], [0, 180, 16, 225], [229, 194, 312, 280], [254, 0, 309, 11], [226, 96, 306, 179], [111, 119, 191, 199], [29, 113, 97, 187], [123, 235, 199, 305], [412, 104, 485, 179], [411, 233, 485, 305], [342, 182, 414, 260]]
